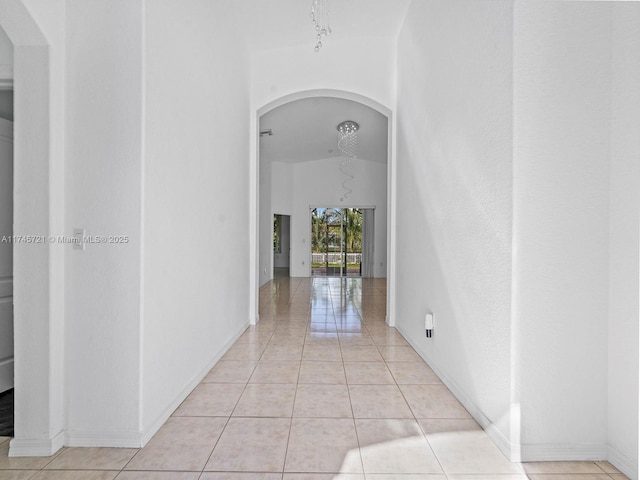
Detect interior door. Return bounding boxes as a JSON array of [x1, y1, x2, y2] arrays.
[[0, 118, 13, 393]]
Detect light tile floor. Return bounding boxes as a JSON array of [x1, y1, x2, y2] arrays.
[[0, 276, 630, 480]]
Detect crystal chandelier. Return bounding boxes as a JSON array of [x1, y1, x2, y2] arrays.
[[337, 120, 359, 199], [337, 120, 359, 157], [310, 0, 332, 52]]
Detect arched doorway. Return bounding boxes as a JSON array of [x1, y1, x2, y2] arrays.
[[250, 89, 396, 328]]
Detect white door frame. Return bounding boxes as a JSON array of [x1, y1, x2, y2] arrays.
[[250, 89, 396, 327], [0, 0, 65, 457]]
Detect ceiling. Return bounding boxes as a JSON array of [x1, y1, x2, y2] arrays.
[[240, 1, 406, 165], [232, 0, 412, 52], [259, 96, 388, 164]]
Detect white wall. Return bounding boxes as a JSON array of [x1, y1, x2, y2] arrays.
[[65, 0, 144, 442], [0, 24, 13, 77], [251, 38, 395, 114], [272, 161, 292, 215], [513, 0, 612, 460], [288, 157, 387, 278], [607, 2, 640, 475], [142, 0, 251, 438], [396, 0, 514, 452]]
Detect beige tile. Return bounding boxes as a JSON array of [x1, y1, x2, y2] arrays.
[[45, 447, 137, 470], [268, 333, 306, 346], [308, 323, 338, 333], [446, 476, 528, 480], [365, 475, 446, 480], [0, 443, 55, 470], [205, 417, 290, 472], [386, 362, 441, 385], [283, 475, 364, 480], [285, 418, 362, 474], [400, 385, 471, 419], [262, 343, 304, 361], [355, 419, 441, 474], [527, 476, 612, 480], [250, 361, 301, 384], [293, 384, 353, 418], [610, 475, 631, 480], [348, 385, 413, 419], [0, 472, 39, 480], [338, 333, 374, 346], [344, 362, 395, 385], [341, 346, 383, 362], [377, 345, 422, 362], [203, 360, 257, 383], [523, 462, 608, 474], [304, 334, 340, 347], [233, 383, 296, 417], [222, 343, 265, 361], [200, 474, 281, 480], [335, 323, 366, 334], [302, 345, 342, 361], [369, 333, 409, 347], [116, 473, 200, 480], [235, 329, 273, 345], [30, 472, 118, 480], [125, 416, 225, 471], [299, 362, 346, 384], [422, 426, 524, 475], [418, 418, 481, 435], [173, 383, 244, 417]]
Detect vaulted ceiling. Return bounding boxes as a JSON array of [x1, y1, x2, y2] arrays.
[[259, 96, 388, 164]]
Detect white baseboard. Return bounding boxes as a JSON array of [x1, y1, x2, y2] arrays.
[[139, 320, 249, 447], [396, 323, 519, 462], [396, 324, 614, 467], [64, 430, 143, 448], [607, 444, 638, 480], [20, 321, 250, 452], [520, 443, 606, 462], [9, 430, 64, 457]]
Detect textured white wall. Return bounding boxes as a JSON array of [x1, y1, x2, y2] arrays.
[[142, 0, 251, 437], [513, 0, 611, 458], [65, 0, 144, 441], [0, 25, 12, 69], [288, 157, 388, 278], [271, 161, 292, 216], [396, 0, 514, 451], [607, 3, 640, 475], [251, 38, 395, 115]]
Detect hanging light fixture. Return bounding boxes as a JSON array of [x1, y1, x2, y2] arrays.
[[310, 0, 332, 52], [337, 120, 359, 200], [337, 120, 359, 157]]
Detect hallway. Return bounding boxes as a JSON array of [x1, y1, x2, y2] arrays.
[[0, 276, 629, 479]]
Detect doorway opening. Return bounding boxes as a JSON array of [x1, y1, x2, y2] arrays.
[[311, 207, 367, 278], [273, 214, 290, 278], [0, 114, 13, 438]]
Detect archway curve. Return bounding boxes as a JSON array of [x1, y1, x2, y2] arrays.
[[249, 88, 396, 328], [0, 0, 63, 457]]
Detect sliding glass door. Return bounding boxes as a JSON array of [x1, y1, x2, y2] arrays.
[[310, 207, 363, 277]]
